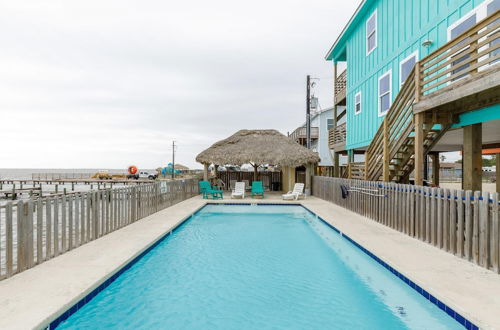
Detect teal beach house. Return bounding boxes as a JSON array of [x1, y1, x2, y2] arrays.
[[326, 0, 500, 190]]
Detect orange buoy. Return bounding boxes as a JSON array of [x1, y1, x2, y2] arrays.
[[128, 165, 138, 174]]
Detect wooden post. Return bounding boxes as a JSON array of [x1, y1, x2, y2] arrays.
[[382, 119, 389, 182], [333, 152, 339, 177], [253, 164, 258, 181], [365, 151, 370, 180], [496, 153, 500, 193], [463, 124, 482, 191], [333, 62, 338, 105], [414, 112, 424, 186], [430, 152, 440, 186], [203, 163, 209, 181], [305, 163, 312, 195]]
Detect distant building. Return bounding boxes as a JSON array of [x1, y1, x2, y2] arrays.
[[289, 107, 343, 168]]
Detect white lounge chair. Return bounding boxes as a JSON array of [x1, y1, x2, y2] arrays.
[[282, 183, 305, 200], [231, 182, 245, 199]]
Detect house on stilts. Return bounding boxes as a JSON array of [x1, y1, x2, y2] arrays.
[[326, 0, 500, 192]]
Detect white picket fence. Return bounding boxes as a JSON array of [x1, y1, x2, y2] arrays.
[[0, 179, 199, 280], [312, 176, 500, 273]]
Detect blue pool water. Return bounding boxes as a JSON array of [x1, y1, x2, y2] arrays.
[[57, 205, 464, 329]]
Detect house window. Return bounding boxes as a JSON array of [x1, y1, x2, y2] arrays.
[[366, 10, 377, 55], [327, 119, 334, 130], [400, 52, 418, 86], [354, 92, 362, 115], [487, 0, 500, 63], [449, 14, 477, 80], [378, 71, 391, 116]]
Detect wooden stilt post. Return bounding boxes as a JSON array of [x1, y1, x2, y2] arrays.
[[382, 119, 389, 182], [463, 124, 482, 191], [430, 152, 440, 186], [414, 112, 424, 186], [497, 153, 500, 193], [365, 150, 370, 180], [333, 152, 339, 177]]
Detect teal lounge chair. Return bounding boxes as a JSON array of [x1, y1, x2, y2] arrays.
[[251, 181, 264, 198], [199, 181, 223, 199]]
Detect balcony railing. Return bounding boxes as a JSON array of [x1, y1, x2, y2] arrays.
[[289, 126, 319, 143], [328, 122, 346, 149], [418, 11, 499, 99], [334, 70, 347, 105]]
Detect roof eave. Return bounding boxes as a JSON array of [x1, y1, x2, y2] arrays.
[[324, 0, 368, 62]]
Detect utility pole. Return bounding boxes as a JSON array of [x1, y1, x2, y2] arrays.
[[306, 75, 311, 149], [172, 141, 176, 179]]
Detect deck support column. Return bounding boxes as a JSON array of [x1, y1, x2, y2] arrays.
[[414, 112, 425, 186], [347, 150, 354, 179], [463, 123, 482, 191], [382, 120, 389, 182], [497, 153, 500, 193], [333, 152, 339, 177], [203, 163, 209, 181], [430, 152, 440, 186]]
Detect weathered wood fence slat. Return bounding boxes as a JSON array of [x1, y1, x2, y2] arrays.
[[312, 176, 500, 273], [0, 179, 199, 281]]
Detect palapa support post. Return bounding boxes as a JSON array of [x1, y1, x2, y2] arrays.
[[305, 163, 312, 196], [203, 163, 209, 181], [252, 163, 259, 181], [463, 123, 482, 191]]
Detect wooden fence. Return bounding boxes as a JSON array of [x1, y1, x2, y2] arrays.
[[0, 179, 199, 281], [312, 176, 500, 273], [215, 171, 282, 191]]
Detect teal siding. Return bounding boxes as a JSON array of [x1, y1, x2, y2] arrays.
[[340, 0, 491, 150]]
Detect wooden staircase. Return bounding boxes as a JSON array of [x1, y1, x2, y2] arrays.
[[364, 69, 451, 182]]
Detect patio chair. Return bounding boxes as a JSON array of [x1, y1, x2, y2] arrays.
[[199, 181, 223, 199], [231, 182, 245, 199], [251, 181, 264, 198], [282, 183, 305, 200]]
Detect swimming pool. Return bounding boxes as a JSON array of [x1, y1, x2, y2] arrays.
[[54, 204, 470, 329]]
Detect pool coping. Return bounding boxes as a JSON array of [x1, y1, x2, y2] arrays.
[[47, 201, 478, 330], [0, 195, 496, 329]]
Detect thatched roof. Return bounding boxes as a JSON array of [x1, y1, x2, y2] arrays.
[[196, 129, 320, 167]]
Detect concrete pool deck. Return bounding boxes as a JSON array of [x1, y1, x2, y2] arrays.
[[0, 194, 498, 329]]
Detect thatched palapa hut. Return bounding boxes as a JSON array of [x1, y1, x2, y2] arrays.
[[196, 129, 320, 193]]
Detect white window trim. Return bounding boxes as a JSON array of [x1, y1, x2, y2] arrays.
[[445, 0, 498, 83], [366, 9, 377, 56], [378, 70, 392, 117], [354, 92, 362, 115], [399, 50, 419, 87], [447, 2, 489, 38]]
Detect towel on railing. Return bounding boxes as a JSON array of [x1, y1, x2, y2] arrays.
[[340, 184, 349, 199]]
